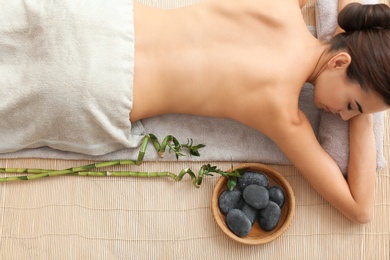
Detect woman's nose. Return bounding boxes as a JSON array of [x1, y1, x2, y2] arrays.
[[339, 110, 360, 121]]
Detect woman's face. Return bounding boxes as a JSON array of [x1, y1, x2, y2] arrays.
[[313, 68, 388, 121]]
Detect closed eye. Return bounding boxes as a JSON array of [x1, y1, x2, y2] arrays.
[[347, 101, 363, 113], [356, 101, 363, 113]]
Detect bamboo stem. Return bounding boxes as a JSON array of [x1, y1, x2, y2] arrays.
[[0, 134, 241, 187]]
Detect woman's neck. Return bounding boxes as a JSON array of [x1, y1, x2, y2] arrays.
[[307, 45, 331, 84]]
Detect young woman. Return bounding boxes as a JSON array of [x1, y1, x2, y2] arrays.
[[130, 0, 390, 223], [1, 0, 389, 223]]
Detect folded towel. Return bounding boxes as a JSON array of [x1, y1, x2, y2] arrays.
[[319, 112, 385, 174], [0, 0, 144, 155]]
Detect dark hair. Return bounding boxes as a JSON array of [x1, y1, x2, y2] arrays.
[[329, 3, 390, 105]]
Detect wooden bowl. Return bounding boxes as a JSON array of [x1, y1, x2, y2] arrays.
[[211, 163, 295, 245]]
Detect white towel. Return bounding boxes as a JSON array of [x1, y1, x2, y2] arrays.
[[0, 0, 145, 155]]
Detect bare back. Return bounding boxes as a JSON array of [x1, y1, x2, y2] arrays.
[[131, 0, 324, 134]]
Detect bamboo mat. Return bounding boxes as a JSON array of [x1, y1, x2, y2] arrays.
[[0, 0, 389, 259]]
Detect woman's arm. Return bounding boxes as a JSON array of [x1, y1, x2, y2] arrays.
[[267, 112, 375, 223], [345, 114, 376, 221]]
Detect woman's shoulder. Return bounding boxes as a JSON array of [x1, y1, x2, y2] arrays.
[[260, 107, 317, 149]]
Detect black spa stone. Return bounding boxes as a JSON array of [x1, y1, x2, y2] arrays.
[[226, 209, 252, 237], [242, 184, 269, 209], [218, 189, 244, 215], [268, 185, 285, 207], [241, 202, 258, 224], [258, 201, 281, 231], [237, 171, 269, 191]]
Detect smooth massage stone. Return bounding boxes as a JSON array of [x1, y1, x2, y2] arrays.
[[226, 209, 252, 237], [242, 184, 269, 209], [258, 201, 281, 231], [241, 202, 258, 224], [218, 189, 244, 215], [268, 185, 285, 207], [237, 171, 269, 191]]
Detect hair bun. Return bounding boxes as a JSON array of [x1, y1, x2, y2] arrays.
[[338, 3, 390, 32]]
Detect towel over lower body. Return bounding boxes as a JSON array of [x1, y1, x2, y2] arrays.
[[0, 0, 145, 155]]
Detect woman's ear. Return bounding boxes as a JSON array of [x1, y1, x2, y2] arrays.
[[327, 52, 351, 70]]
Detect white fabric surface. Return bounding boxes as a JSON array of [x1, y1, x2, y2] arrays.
[[0, 0, 145, 155]]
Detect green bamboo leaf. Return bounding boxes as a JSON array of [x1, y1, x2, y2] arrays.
[[227, 177, 237, 191]]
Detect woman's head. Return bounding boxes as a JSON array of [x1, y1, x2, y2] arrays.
[[328, 3, 390, 106]]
